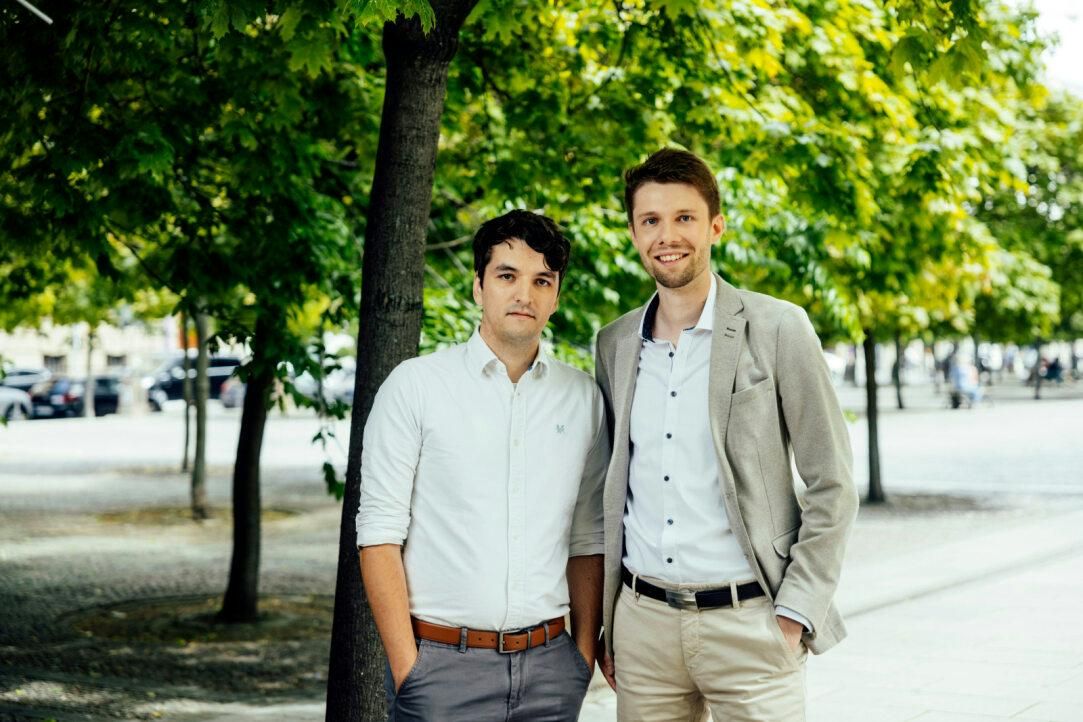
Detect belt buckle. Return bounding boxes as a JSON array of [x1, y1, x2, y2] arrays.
[[497, 630, 517, 654], [664, 588, 698, 610]]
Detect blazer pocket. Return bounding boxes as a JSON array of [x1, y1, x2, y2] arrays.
[[772, 526, 800, 558], [731, 378, 774, 408]]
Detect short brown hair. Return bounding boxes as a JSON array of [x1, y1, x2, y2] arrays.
[[623, 148, 721, 223]]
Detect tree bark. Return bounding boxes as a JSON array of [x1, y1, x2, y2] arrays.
[[864, 332, 885, 503], [83, 327, 96, 418], [219, 315, 275, 623], [892, 331, 904, 410], [191, 311, 210, 521], [325, 2, 478, 719], [181, 311, 191, 472], [1033, 338, 1043, 400]]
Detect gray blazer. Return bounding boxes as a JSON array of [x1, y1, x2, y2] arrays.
[[595, 274, 858, 655]]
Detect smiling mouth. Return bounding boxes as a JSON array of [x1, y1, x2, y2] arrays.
[[655, 252, 688, 265]]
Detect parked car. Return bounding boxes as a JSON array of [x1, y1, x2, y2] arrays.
[[0, 386, 32, 421], [29, 376, 121, 418], [0, 366, 51, 394], [291, 356, 355, 407], [145, 354, 242, 411]]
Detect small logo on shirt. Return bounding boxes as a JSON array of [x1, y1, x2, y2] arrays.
[[555, 424, 565, 434]]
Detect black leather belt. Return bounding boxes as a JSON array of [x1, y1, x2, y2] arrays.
[[621, 566, 765, 610]]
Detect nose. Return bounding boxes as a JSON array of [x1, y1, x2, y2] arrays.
[[656, 218, 677, 245], [513, 276, 532, 304]]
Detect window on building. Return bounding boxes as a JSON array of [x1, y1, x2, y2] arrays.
[[43, 355, 67, 373]]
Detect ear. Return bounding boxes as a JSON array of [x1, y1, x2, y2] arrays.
[[712, 214, 726, 239], [472, 273, 483, 305]]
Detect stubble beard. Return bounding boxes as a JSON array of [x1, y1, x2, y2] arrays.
[[650, 248, 708, 290], [492, 315, 541, 349]]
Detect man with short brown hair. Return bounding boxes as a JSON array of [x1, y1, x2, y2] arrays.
[[595, 148, 857, 721]]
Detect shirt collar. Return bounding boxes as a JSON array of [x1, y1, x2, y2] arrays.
[[639, 275, 718, 341], [466, 328, 549, 378]]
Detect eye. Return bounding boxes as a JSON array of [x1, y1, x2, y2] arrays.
[[536, 278, 552, 287], [498, 273, 514, 281], [678, 214, 693, 222]]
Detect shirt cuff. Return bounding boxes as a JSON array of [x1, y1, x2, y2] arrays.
[[355, 511, 407, 548], [568, 533, 604, 557], [774, 606, 813, 634]]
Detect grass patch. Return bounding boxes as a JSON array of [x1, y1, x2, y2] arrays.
[[96, 506, 297, 525], [65, 594, 333, 644]]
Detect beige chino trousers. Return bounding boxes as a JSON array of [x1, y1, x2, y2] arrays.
[[613, 583, 807, 722]]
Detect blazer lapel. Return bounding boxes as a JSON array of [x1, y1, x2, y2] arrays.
[[708, 276, 746, 456]]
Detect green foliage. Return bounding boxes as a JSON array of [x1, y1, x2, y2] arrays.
[[1, 0, 380, 373], [978, 93, 1083, 340], [2, 0, 1076, 469]]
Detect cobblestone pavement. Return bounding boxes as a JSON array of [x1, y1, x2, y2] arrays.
[[1, 391, 1080, 720]]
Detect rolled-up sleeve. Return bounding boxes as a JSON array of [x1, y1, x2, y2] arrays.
[[356, 362, 423, 548], [568, 385, 609, 557]]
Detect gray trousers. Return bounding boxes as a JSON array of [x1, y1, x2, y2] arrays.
[[384, 630, 593, 722]]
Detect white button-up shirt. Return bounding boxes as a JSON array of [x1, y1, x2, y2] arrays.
[[624, 277, 756, 583], [356, 330, 608, 632], [624, 277, 810, 630]]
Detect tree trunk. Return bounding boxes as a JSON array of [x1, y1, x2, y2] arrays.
[[864, 332, 885, 503], [83, 327, 96, 418], [219, 316, 275, 623], [191, 311, 210, 521], [181, 311, 191, 472], [325, 2, 478, 719], [892, 332, 904, 410], [1033, 338, 1043, 400]]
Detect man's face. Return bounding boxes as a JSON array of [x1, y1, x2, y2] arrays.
[[629, 182, 725, 290], [473, 238, 560, 346]]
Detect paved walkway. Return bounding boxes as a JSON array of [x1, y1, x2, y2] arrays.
[[577, 504, 1083, 722], [1, 392, 1081, 720]]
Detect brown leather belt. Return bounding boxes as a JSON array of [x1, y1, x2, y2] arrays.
[[410, 616, 565, 654]]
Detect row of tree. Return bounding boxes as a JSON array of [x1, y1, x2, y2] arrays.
[[2, 0, 1080, 717]]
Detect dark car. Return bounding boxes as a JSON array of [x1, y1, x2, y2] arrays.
[[30, 376, 121, 418], [145, 354, 241, 411]]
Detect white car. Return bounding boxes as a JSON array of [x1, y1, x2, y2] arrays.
[[0, 386, 32, 421]]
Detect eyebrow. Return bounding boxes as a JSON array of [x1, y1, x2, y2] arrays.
[[493, 264, 556, 279], [634, 209, 698, 220]]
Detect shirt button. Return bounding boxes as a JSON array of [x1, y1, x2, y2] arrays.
[[668, 352, 674, 358], [664, 475, 670, 481], [666, 557, 673, 563], [665, 433, 672, 439], [670, 391, 677, 397], [667, 519, 674, 525]]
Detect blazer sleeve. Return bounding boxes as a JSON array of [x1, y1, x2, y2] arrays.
[[771, 305, 858, 634], [593, 331, 616, 444]]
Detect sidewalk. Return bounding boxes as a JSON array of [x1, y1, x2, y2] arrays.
[[3, 400, 1082, 721], [579, 504, 1083, 722]]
